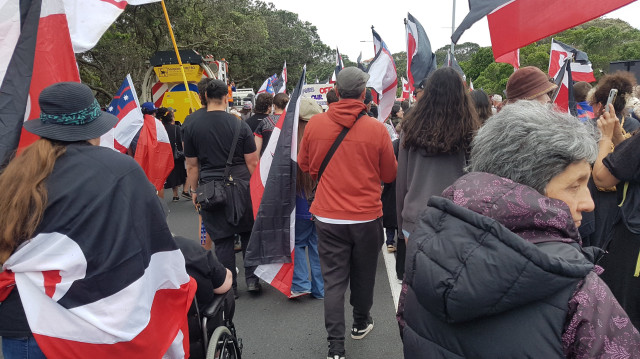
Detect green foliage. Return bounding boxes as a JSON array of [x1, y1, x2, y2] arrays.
[[78, 0, 332, 103]]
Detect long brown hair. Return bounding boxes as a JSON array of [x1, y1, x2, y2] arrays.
[[0, 139, 66, 263], [296, 120, 316, 198], [402, 67, 480, 153]]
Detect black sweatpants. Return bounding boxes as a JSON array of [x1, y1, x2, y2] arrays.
[[315, 218, 384, 341], [213, 231, 258, 289]]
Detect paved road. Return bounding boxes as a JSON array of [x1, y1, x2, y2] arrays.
[[164, 192, 404, 359]]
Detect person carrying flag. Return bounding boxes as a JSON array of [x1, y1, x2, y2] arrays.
[[0, 82, 195, 358], [298, 67, 397, 359]]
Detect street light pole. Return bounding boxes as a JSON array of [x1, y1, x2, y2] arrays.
[[450, 0, 456, 54]]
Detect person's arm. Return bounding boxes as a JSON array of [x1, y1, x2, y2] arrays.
[[396, 145, 408, 243], [593, 104, 622, 188], [254, 136, 263, 157], [563, 271, 640, 358], [380, 128, 398, 184], [186, 157, 199, 206], [244, 150, 259, 175], [213, 268, 233, 294]]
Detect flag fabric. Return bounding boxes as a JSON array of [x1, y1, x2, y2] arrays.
[[0, 0, 81, 166], [257, 74, 277, 94], [245, 67, 306, 298], [330, 48, 344, 84], [445, 50, 466, 80], [372, 27, 383, 55], [272, 62, 288, 94], [549, 39, 596, 82], [101, 74, 144, 153], [0, 146, 195, 358], [134, 114, 174, 192], [469, 80, 475, 91], [405, 13, 437, 93], [367, 30, 398, 123], [357, 51, 366, 71], [401, 77, 411, 100], [495, 49, 520, 70], [487, 0, 636, 60], [552, 57, 577, 116], [451, 0, 511, 44], [62, 0, 160, 53]]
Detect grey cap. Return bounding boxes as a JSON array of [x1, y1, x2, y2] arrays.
[[336, 67, 370, 99]]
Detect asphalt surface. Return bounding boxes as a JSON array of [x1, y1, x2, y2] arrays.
[[164, 191, 404, 359]]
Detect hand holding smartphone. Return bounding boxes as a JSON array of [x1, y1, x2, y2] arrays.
[[605, 89, 618, 113]]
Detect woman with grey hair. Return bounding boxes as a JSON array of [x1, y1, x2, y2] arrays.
[[401, 101, 640, 358]]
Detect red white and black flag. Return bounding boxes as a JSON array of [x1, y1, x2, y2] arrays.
[[0, 147, 196, 358], [549, 39, 596, 83], [0, 0, 80, 166], [405, 13, 437, 93], [367, 29, 398, 122], [329, 48, 344, 84], [552, 57, 578, 116], [246, 66, 306, 298]]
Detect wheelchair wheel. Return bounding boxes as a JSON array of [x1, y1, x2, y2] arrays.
[[206, 326, 240, 359]]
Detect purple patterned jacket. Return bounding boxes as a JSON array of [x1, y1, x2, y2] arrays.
[[399, 172, 640, 358]]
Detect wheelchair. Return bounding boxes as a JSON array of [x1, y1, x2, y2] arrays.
[[188, 290, 242, 359]]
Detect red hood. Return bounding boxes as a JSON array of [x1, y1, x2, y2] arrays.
[[326, 99, 368, 128]]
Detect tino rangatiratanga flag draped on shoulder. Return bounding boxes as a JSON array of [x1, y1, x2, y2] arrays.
[[549, 39, 596, 83], [0, 145, 195, 358], [101, 74, 144, 153], [0, 0, 80, 167], [405, 13, 437, 93], [245, 67, 306, 298], [367, 30, 398, 123]]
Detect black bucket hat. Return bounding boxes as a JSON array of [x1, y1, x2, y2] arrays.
[[23, 82, 118, 142]]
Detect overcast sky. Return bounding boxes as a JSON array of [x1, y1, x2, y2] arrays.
[[266, 0, 640, 62]]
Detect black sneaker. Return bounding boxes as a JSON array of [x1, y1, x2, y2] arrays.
[[351, 318, 374, 339], [327, 340, 345, 359], [247, 281, 262, 293]]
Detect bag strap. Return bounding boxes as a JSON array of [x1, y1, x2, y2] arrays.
[[316, 110, 367, 183], [224, 120, 243, 179], [173, 126, 178, 150]]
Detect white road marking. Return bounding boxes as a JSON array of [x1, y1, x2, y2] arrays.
[[382, 241, 401, 310]]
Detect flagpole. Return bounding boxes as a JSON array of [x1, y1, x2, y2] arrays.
[[160, 0, 196, 112], [450, 0, 456, 54]]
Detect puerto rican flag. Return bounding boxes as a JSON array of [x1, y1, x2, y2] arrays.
[[367, 30, 398, 123], [0, 0, 80, 166], [134, 114, 174, 192], [405, 13, 436, 93], [0, 146, 195, 358], [549, 39, 596, 83], [101, 74, 144, 153], [62, 0, 160, 53], [245, 67, 306, 298]]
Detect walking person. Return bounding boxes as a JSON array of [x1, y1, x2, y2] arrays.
[[158, 107, 187, 201], [182, 79, 261, 297], [298, 67, 397, 359], [290, 98, 325, 299]]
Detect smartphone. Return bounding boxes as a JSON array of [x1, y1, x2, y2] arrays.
[[605, 89, 618, 113]]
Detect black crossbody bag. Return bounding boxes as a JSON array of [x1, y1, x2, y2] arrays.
[[307, 111, 366, 206], [196, 120, 243, 215]]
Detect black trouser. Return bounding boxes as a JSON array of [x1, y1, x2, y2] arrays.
[[213, 231, 258, 289], [395, 232, 406, 280], [315, 218, 384, 342]]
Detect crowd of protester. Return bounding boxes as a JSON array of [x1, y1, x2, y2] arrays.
[[5, 61, 640, 359]]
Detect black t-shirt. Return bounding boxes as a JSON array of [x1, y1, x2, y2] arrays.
[[174, 236, 227, 308], [254, 114, 279, 155], [182, 110, 256, 178], [245, 113, 269, 133]]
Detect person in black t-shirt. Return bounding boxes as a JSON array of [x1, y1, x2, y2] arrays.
[[255, 93, 289, 156], [245, 92, 273, 132], [182, 79, 262, 296]]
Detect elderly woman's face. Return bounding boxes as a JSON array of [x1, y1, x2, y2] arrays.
[[544, 160, 594, 228]]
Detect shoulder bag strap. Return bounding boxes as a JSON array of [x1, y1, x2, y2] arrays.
[[316, 110, 367, 183], [224, 119, 243, 180]]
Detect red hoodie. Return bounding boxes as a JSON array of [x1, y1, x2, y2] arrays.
[[298, 99, 397, 221]]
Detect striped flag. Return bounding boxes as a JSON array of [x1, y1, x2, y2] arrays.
[[405, 13, 437, 93], [0, 0, 80, 166], [101, 74, 144, 153], [0, 146, 195, 358], [274, 61, 288, 94], [330, 48, 344, 84], [62, 0, 160, 53], [402, 77, 410, 100], [245, 66, 306, 298], [367, 30, 398, 122], [549, 39, 596, 83], [552, 57, 577, 116], [133, 114, 174, 192]]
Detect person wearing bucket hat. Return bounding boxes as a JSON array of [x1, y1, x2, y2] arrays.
[[0, 82, 196, 358], [505, 66, 557, 104]]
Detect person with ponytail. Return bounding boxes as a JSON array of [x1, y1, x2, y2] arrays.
[[0, 82, 195, 358]]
